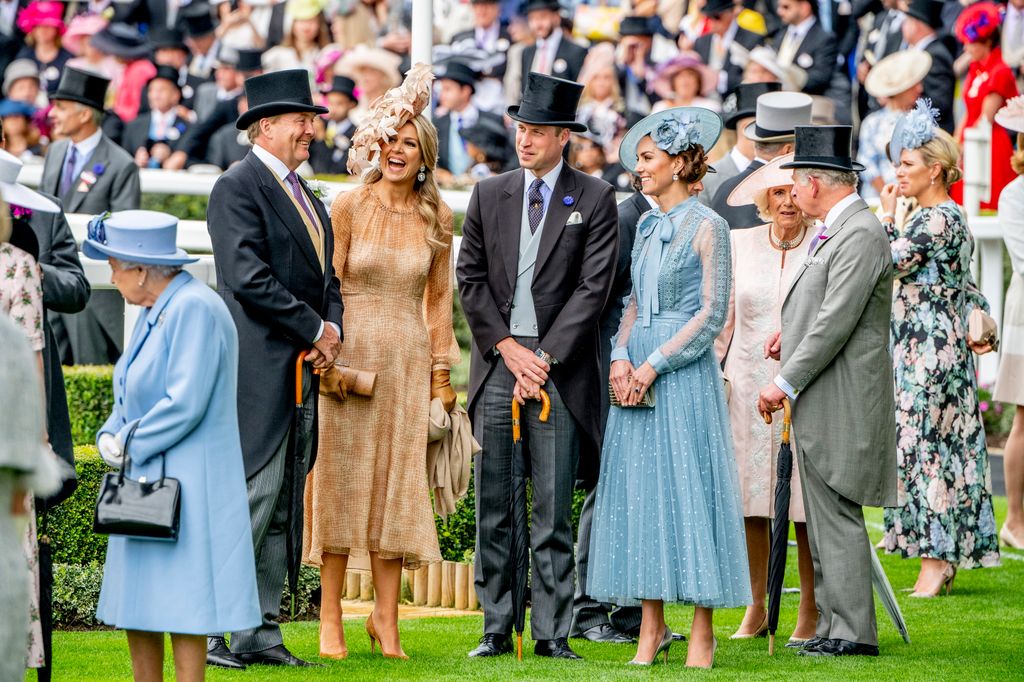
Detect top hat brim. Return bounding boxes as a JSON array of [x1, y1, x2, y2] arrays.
[[723, 109, 756, 130], [51, 92, 104, 111], [506, 105, 587, 133], [91, 34, 151, 60], [779, 158, 867, 172], [742, 120, 797, 143], [236, 101, 329, 130]]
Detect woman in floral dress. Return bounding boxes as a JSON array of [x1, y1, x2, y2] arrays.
[[879, 100, 1000, 598]]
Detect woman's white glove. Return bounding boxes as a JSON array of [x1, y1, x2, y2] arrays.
[[98, 433, 124, 468]]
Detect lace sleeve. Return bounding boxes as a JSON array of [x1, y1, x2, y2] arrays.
[[888, 207, 946, 278], [647, 216, 731, 374], [609, 290, 639, 364], [714, 231, 738, 364]]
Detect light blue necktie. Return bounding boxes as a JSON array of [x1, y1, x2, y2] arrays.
[[635, 199, 690, 327], [818, 0, 832, 33], [448, 113, 471, 176]]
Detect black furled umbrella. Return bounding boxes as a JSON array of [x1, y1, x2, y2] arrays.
[[764, 398, 793, 656], [510, 390, 551, 661], [37, 505, 54, 681], [284, 351, 314, 607]]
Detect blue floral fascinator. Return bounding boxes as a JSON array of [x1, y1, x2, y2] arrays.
[[889, 98, 940, 164], [618, 106, 723, 173]]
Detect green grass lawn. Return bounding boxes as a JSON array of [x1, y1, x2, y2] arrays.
[[43, 501, 1024, 681]]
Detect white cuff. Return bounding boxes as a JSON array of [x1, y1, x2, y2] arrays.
[[312, 320, 325, 343], [774, 374, 798, 400]]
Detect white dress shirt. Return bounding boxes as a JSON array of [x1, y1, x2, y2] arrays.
[[533, 28, 564, 75], [63, 128, 104, 186]]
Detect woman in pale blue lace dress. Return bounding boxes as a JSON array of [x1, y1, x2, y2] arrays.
[[589, 107, 750, 669]]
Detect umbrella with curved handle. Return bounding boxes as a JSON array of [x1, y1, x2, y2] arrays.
[[511, 389, 551, 661], [762, 398, 793, 656]]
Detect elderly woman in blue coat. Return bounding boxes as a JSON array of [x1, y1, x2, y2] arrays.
[[84, 211, 259, 681]]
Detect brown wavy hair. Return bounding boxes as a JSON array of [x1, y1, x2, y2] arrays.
[[362, 113, 448, 251], [672, 144, 710, 186]]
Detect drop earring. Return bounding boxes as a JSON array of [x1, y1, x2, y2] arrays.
[[672, 173, 679, 181], [417, 165, 426, 182], [931, 177, 936, 186]]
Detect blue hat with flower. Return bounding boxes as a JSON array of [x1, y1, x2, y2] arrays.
[[618, 107, 723, 174], [888, 98, 940, 164], [82, 210, 198, 266]]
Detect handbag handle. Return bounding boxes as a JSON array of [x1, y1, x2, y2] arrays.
[[117, 421, 167, 489]]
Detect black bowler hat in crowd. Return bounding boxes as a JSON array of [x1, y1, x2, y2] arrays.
[[702, 0, 735, 16], [507, 72, 587, 133], [149, 64, 182, 93], [780, 125, 867, 172], [91, 23, 151, 60], [619, 15, 658, 36], [905, 0, 945, 29], [721, 81, 781, 130], [181, 2, 217, 37], [53, 67, 110, 112], [236, 69, 328, 130], [327, 75, 358, 102], [149, 26, 188, 52], [437, 60, 478, 90], [521, 0, 560, 14]]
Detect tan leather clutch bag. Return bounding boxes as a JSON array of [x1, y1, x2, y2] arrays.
[[968, 309, 999, 351], [319, 364, 377, 399], [608, 382, 655, 408]]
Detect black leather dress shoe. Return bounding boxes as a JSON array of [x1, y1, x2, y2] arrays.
[[468, 634, 513, 658], [575, 624, 636, 644], [236, 644, 320, 667], [798, 636, 829, 652], [206, 637, 245, 669], [534, 638, 582, 660], [799, 639, 879, 657]]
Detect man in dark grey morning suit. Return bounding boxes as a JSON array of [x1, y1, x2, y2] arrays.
[[40, 67, 140, 365], [457, 73, 618, 661], [759, 125, 896, 658]]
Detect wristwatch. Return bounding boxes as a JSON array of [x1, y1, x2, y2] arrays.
[[535, 348, 558, 365]]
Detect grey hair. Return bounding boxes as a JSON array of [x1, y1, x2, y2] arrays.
[[75, 103, 103, 128], [753, 140, 790, 159], [113, 258, 183, 280], [793, 167, 858, 188]]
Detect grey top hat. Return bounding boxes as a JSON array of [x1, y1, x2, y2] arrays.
[[743, 91, 813, 143]]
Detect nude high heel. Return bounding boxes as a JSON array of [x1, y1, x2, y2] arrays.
[[910, 564, 956, 598], [366, 615, 409, 660]]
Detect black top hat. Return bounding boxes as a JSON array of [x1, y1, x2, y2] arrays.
[[619, 15, 658, 36], [507, 72, 586, 132], [437, 61, 478, 90], [149, 64, 182, 92], [521, 0, 561, 14], [327, 75, 358, 102], [181, 3, 216, 37], [53, 66, 110, 111], [149, 26, 188, 52], [780, 125, 866, 172], [236, 69, 328, 130], [721, 81, 780, 129], [91, 23, 151, 60], [235, 48, 264, 73], [701, 0, 735, 16], [905, 0, 945, 29], [471, 0, 499, 4]]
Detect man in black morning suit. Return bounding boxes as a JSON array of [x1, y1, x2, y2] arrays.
[[519, 0, 588, 84], [902, 0, 956, 133], [457, 72, 618, 661], [693, 0, 764, 98], [206, 69, 342, 670], [772, 0, 840, 96]]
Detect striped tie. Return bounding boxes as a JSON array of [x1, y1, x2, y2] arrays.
[[528, 179, 544, 234]]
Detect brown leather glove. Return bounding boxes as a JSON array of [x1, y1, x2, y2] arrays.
[[431, 369, 457, 413], [318, 364, 348, 401]]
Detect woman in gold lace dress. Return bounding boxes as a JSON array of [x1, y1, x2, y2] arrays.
[[302, 65, 458, 661]]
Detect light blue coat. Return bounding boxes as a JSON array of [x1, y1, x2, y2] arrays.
[[95, 272, 260, 634]]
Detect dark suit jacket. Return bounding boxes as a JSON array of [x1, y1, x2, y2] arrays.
[[26, 196, 89, 505], [122, 112, 193, 157], [694, 26, 763, 96], [40, 135, 141, 213], [308, 119, 356, 175], [180, 96, 239, 162], [772, 20, 838, 95], [456, 165, 619, 484], [207, 151, 344, 478], [436, 110, 505, 173], [451, 24, 513, 79], [521, 34, 588, 85], [924, 38, 956, 134], [712, 159, 764, 230], [208, 123, 251, 170]]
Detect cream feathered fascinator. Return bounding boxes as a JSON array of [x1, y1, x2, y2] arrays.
[[346, 62, 434, 176]]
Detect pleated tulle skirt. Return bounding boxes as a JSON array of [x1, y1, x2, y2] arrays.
[[588, 318, 751, 608]]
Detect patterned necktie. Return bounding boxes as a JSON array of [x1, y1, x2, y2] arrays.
[[808, 222, 828, 255], [286, 171, 317, 227], [60, 145, 77, 197], [528, 178, 545, 235]]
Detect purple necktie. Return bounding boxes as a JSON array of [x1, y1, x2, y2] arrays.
[[808, 223, 828, 255], [60, 145, 78, 197], [286, 171, 317, 227], [528, 178, 544, 234]]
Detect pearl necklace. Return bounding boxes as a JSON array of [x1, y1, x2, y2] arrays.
[[768, 225, 807, 251]]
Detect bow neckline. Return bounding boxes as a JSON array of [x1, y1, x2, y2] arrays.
[[636, 197, 693, 327]]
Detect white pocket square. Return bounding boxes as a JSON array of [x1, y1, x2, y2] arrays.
[[805, 256, 825, 266], [566, 211, 583, 225]]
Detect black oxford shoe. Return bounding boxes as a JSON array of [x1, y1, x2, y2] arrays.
[[206, 636, 245, 669], [534, 638, 582, 660], [799, 636, 829, 652], [468, 634, 513, 657], [576, 623, 636, 644], [236, 644, 321, 667], [798, 639, 879, 657]]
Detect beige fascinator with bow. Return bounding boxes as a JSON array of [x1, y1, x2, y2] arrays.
[[346, 62, 434, 176]]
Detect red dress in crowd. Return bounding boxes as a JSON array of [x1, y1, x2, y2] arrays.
[[953, 47, 1019, 211]]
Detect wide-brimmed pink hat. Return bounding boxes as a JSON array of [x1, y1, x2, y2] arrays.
[[651, 52, 718, 99], [63, 14, 108, 55], [17, 1, 66, 35]]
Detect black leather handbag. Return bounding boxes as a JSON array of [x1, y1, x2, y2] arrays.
[[93, 427, 181, 541]]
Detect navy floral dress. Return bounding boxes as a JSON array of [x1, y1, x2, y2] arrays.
[[881, 201, 1000, 569]]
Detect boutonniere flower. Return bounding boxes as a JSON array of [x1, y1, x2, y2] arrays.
[[92, 162, 106, 177], [562, 195, 574, 206], [308, 179, 329, 200]]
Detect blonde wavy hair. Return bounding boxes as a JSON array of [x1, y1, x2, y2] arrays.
[[362, 113, 448, 251], [916, 128, 963, 188]]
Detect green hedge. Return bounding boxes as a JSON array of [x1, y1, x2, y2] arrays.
[[64, 366, 114, 447], [46, 446, 109, 565]]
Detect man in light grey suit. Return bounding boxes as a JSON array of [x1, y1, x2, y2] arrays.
[[758, 126, 897, 658], [40, 67, 141, 365]]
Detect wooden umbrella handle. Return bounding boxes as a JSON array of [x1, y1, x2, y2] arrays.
[[511, 389, 552, 441], [760, 398, 792, 443], [538, 389, 551, 422], [295, 351, 308, 406]]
